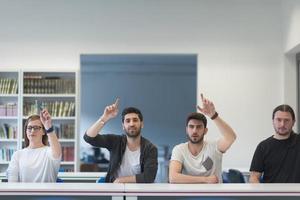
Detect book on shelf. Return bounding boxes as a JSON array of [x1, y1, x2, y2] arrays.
[[23, 75, 75, 94], [0, 78, 18, 94], [0, 148, 16, 162], [55, 124, 74, 139], [23, 100, 75, 117], [0, 102, 18, 117], [0, 123, 17, 139], [62, 146, 74, 161]]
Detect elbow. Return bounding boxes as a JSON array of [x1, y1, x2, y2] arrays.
[[169, 177, 176, 184], [136, 171, 157, 183], [168, 172, 178, 184], [229, 131, 237, 145], [232, 134, 237, 144]]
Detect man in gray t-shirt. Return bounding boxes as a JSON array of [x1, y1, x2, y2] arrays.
[[169, 94, 237, 184]]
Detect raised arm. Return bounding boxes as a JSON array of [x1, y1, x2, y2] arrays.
[[197, 94, 236, 153], [40, 109, 62, 159], [86, 98, 119, 138], [169, 160, 218, 183]]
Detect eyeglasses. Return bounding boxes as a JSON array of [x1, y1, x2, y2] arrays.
[[26, 126, 43, 132]]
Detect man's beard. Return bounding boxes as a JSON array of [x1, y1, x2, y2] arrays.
[[125, 127, 141, 138], [275, 127, 292, 136], [188, 135, 204, 144]]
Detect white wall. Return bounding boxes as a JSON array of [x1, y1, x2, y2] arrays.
[[0, 0, 284, 170], [282, 0, 300, 119], [283, 0, 300, 53]]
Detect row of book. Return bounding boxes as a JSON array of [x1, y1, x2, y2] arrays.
[[54, 124, 75, 139], [0, 148, 16, 162], [0, 78, 18, 94], [23, 101, 75, 117], [0, 103, 18, 116], [59, 167, 74, 172], [62, 146, 74, 161], [24, 76, 75, 94], [0, 124, 17, 139]]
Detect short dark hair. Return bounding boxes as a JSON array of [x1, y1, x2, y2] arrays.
[[24, 115, 48, 147], [122, 107, 143, 122], [272, 104, 295, 121], [186, 112, 207, 128]]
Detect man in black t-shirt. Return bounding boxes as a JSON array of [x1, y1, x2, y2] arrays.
[[249, 104, 300, 183]]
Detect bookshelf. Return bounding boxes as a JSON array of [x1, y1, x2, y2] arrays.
[[0, 71, 19, 173], [0, 70, 78, 173]]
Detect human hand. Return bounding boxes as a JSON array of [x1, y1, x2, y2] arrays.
[[40, 109, 52, 130], [205, 175, 219, 183], [101, 98, 120, 122], [197, 93, 216, 118], [113, 177, 122, 183]]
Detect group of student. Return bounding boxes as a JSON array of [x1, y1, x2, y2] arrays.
[[5, 93, 300, 183]]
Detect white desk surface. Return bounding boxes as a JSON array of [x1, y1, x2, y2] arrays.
[[0, 183, 124, 196], [0, 172, 106, 181], [124, 183, 300, 196], [57, 172, 106, 180], [1, 183, 300, 197]]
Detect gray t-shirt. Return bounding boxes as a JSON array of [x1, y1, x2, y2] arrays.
[[171, 141, 223, 182]]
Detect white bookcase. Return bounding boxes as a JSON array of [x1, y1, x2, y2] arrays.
[[0, 71, 19, 173], [0, 70, 78, 173]]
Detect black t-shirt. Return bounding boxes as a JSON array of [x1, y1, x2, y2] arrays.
[[250, 132, 300, 183]]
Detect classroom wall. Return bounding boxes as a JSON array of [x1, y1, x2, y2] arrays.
[[282, 0, 300, 119], [0, 0, 285, 170]]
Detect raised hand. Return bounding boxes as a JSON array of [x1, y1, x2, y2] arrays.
[[197, 93, 216, 118], [40, 109, 52, 130], [101, 98, 120, 122]]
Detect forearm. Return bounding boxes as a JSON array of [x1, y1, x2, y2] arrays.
[[249, 176, 260, 183], [7, 168, 19, 182], [48, 132, 62, 159], [115, 175, 136, 183], [169, 172, 207, 184], [214, 115, 236, 151], [86, 117, 106, 137], [214, 116, 236, 140]]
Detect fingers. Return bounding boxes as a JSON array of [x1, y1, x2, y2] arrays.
[[114, 97, 120, 108], [104, 98, 119, 116], [201, 93, 210, 104], [197, 105, 203, 112], [200, 93, 214, 106], [40, 109, 51, 120]]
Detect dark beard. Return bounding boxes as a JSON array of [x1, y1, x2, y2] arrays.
[[125, 129, 141, 138], [188, 135, 204, 144]]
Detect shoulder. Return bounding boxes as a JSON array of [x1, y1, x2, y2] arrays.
[[11, 149, 23, 159], [172, 142, 188, 152], [141, 136, 157, 150], [204, 140, 223, 155], [204, 140, 218, 149], [258, 136, 274, 147]]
